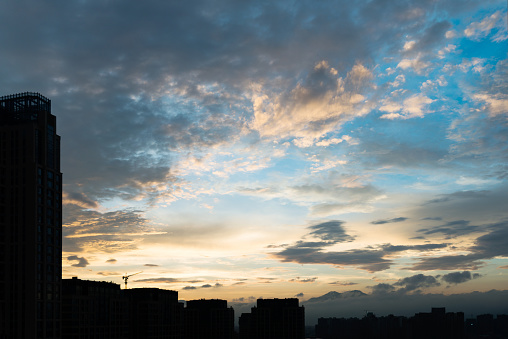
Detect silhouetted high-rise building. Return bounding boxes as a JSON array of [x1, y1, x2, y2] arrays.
[[0, 93, 62, 338], [184, 299, 234, 339], [239, 298, 305, 339], [125, 288, 183, 339], [62, 277, 128, 339]]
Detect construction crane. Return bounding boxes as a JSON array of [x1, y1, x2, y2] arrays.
[[122, 271, 142, 289]]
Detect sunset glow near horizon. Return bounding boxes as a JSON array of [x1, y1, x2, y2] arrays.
[[1, 0, 507, 319]]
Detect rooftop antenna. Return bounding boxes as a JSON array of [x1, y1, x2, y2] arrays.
[[122, 271, 142, 289]]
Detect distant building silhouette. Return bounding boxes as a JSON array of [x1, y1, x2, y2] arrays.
[[184, 299, 234, 339], [1, 93, 62, 338], [315, 307, 464, 339], [239, 298, 305, 339], [465, 313, 508, 339], [315, 313, 408, 339]]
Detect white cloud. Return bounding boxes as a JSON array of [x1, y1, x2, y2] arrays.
[[397, 54, 431, 74], [391, 74, 406, 88], [464, 10, 507, 42], [473, 93, 508, 117], [403, 40, 416, 51], [380, 94, 435, 119], [458, 58, 487, 74], [420, 76, 448, 90], [315, 135, 355, 147], [445, 30, 457, 39], [310, 158, 348, 173], [438, 44, 457, 59], [456, 176, 499, 186]]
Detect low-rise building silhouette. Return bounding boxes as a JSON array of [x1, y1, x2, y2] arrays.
[[315, 308, 464, 339], [315, 313, 408, 339]]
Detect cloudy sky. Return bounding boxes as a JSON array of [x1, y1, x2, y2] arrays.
[[2, 0, 507, 320]]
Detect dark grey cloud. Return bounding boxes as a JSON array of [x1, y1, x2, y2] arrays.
[[307, 221, 355, 243], [232, 296, 257, 303], [143, 264, 159, 267], [329, 281, 358, 286], [441, 271, 482, 284], [289, 277, 318, 283], [392, 274, 440, 292], [417, 220, 481, 238], [371, 217, 408, 224], [370, 271, 481, 295], [274, 243, 447, 273], [67, 255, 89, 268], [353, 129, 449, 170], [380, 243, 448, 253], [64, 191, 98, 209], [409, 254, 484, 271], [274, 221, 449, 272], [180, 282, 223, 289], [295, 293, 304, 298], [424, 190, 489, 204], [106, 258, 117, 263], [471, 222, 508, 257], [199, 283, 223, 288], [136, 278, 203, 284], [406, 21, 452, 55], [96, 271, 121, 276], [371, 283, 397, 295], [265, 244, 289, 249], [409, 221, 508, 270]]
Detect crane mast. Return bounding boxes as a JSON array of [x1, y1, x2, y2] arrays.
[[122, 271, 142, 289]]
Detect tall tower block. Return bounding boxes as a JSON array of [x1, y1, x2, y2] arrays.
[[0, 93, 62, 338]]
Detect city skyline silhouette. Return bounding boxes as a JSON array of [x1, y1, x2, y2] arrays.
[[1, 0, 507, 336]]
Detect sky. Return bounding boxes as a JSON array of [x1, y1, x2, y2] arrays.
[[1, 0, 508, 323]]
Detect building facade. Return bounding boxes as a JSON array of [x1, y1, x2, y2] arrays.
[[0, 93, 62, 338]]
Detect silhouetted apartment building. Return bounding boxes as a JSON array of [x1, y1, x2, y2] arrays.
[[62, 278, 183, 339], [411, 307, 464, 339], [124, 288, 183, 339], [1, 93, 62, 339], [62, 277, 127, 339], [465, 313, 508, 338], [239, 298, 305, 339], [316, 313, 409, 339], [184, 299, 234, 339]]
